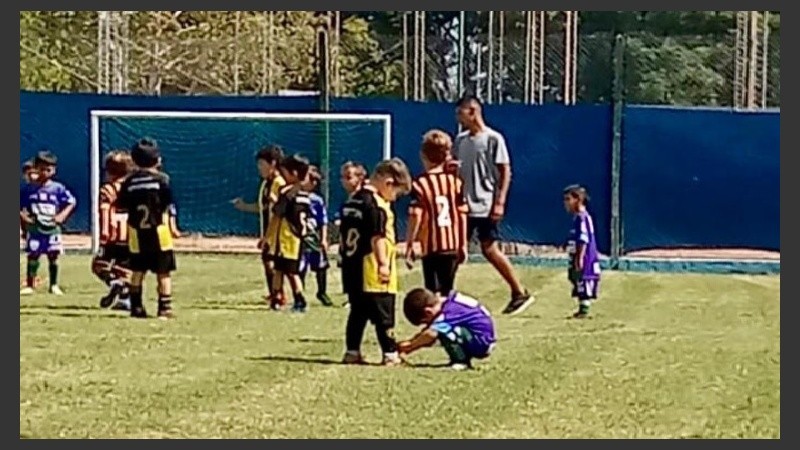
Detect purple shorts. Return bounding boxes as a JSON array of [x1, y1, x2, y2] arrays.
[[571, 278, 600, 301], [26, 233, 63, 256], [300, 251, 329, 273]]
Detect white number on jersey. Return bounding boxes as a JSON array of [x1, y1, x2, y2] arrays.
[[435, 195, 452, 228]]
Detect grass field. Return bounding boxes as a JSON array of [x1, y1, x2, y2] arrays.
[[19, 254, 780, 438]]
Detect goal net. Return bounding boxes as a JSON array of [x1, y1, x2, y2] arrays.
[[89, 110, 392, 253]]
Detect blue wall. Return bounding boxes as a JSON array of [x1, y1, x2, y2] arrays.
[[20, 91, 779, 254], [622, 106, 780, 252]]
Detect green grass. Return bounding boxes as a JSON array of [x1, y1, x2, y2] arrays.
[[20, 254, 780, 438]]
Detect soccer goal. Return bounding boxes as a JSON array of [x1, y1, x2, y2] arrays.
[[89, 110, 393, 254]]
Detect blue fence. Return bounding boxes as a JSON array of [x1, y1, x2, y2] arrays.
[[20, 91, 779, 256]]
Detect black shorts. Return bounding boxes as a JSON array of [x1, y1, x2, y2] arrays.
[[96, 244, 131, 268], [467, 217, 500, 243], [130, 250, 176, 274], [350, 292, 396, 328], [274, 256, 301, 275], [422, 253, 460, 294]]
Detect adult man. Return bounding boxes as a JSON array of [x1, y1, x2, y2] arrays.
[[452, 96, 533, 315]]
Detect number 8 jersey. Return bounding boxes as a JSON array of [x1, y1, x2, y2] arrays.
[[339, 185, 397, 295]]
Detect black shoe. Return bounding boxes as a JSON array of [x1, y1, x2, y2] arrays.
[[99, 284, 123, 308], [130, 306, 148, 319], [501, 290, 535, 315], [291, 302, 307, 313], [316, 293, 334, 307], [111, 298, 130, 311]]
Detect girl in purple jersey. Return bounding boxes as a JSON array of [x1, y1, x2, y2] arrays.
[[398, 287, 496, 370], [563, 185, 601, 319]]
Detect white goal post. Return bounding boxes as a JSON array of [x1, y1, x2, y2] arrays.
[[89, 109, 393, 253]]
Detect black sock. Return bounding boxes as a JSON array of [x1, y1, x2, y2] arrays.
[[345, 303, 368, 352], [158, 295, 173, 311], [316, 269, 328, 296], [293, 291, 306, 307], [47, 255, 59, 287], [375, 325, 397, 354], [129, 287, 143, 309], [265, 267, 274, 294]]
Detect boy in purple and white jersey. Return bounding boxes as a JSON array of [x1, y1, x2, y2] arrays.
[[563, 184, 601, 319], [20, 151, 77, 296], [398, 287, 497, 370]]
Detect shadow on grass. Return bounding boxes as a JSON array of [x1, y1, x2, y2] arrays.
[[19, 304, 97, 311], [19, 310, 128, 320], [247, 355, 453, 370], [246, 355, 344, 365], [288, 337, 338, 344]]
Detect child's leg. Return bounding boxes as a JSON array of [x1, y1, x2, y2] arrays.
[[574, 279, 599, 317], [156, 272, 174, 317], [434, 324, 474, 366], [344, 293, 369, 356], [270, 270, 286, 308], [128, 271, 147, 318], [315, 268, 329, 297], [261, 250, 275, 297], [369, 294, 398, 362], [288, 273, 306, 310], [25, 253, 41, 289], [46, 252, 60, 289], [436, 254, 460, 294]]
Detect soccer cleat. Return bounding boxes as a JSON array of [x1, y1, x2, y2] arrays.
[[381, 354, 404, 367], [341, 352, 366, 365], [48, 285, 64, 296], [316, 293, 334, 307], [291, 302, 307, 313], [449, 363, 471, 371], [501, 290, 535, 315], [111, 300, 130, 311], [20, 287, 35, 296], [572, 310, 589, 319], [157, 309, 175, 320], [130, 306, 148, 319], [99, 284, 123, 308]]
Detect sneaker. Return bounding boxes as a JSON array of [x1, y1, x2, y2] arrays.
[[449, 363, 471, 371], [501, 290, 535, 315], [572, 310, 589, 319], [130, 306, 148, 319], [157, 308, 175, 320], [99, 284, 123, 308], [20, 286, 35, 296], [382, 353, 404, 367], [48, 285, 64, 296], [111, 299, 130, 311], [291, 302, 307, 313], [342, 352, 366, 365], [316, 293, 334, 307]]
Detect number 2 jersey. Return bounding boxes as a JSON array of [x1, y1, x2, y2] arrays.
[[339, 185, 397, 295], [409, 167, 468, 256], [117, 169, 176, 254]]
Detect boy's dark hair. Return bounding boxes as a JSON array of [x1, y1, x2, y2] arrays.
[[563, 184, 590, 204], [104, 150, 134, 179], [421, 129, 453, 166], [22, 159, 34, 172], [403, 287, 438, 326], [456, 95, 483, 110], [281, 154, 310, 180], [307, 165, 322, 185], [372, 158, 412, 194], [256, 145, 284, 165], [34, 151, 58, 167], [131, 138, 161, 169]]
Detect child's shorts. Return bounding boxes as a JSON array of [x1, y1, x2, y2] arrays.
[[300, 250, 329, 273], [431, 322, 494, 361], [25, 233, 63, 255], [571, 278, 600, 301]]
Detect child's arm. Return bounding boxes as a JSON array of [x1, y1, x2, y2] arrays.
[[573, 242, 586, 272], [371, 235, 390, 283], [321, 224, 329, 252], [98, 188, 113, 242], [405, 182, 424, 266], [54, 188, 77, 225], [398, 328, 439, 356], [20, 209, 33, 224], [231, 198, 258, 214]]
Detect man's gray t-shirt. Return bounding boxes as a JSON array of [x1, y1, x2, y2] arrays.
[[453, 127, 511, 218]]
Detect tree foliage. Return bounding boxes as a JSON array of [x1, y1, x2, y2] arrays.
[[20, 11, 780, 107]]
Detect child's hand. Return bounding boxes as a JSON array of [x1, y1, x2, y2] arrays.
[[398, 340, 412, 354], [231, 197, 246, 211], [378, 263, 391, 283], [53, 213, 67, 225], [404, 246, 416, 269], [457, 246, 467, 264], [171, 228, 182, 239], [257, 237, 266, 250]]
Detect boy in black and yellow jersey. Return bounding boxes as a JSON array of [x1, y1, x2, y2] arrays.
[[340, 158, 413, 366], [117, 138, 181, 319], [232, 145, 286, 304], [266, 154, 312, 312]]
